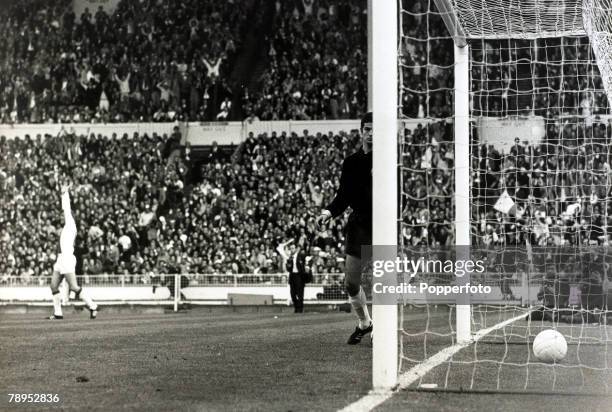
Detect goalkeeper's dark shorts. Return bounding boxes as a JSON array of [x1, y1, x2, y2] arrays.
[[344, 213, 372, 259]]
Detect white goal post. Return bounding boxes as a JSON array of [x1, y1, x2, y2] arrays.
[[370, 0, 612, 393], [371, 0, 399, 391], [370, 0, 473, 391], [434, 0, 474, 346], [453, 41, 473, 344]]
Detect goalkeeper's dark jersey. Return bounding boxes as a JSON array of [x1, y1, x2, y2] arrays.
[[326, 149, 372, 220]]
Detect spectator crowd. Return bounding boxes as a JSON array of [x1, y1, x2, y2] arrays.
[[472, 119, 612, 248], [0, 0, 370, 124], [0, 127, 362, 284], [3, 115, 610, 283], [471, 37, 610, 118], [0, 0, 250, 124], [399, 0, 612, 252], [1, 0, 609, 124], [401, 1, 610, 120], [242, 0, 368, 121], [2, 0, 612, 288], [401, 117, 612, 250]]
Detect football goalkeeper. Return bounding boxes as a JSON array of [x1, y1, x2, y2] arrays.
[[49, 182, 98, 320], [316, 112, 373, 344]]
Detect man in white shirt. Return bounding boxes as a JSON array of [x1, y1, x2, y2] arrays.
[[49, 183, 98, 320]]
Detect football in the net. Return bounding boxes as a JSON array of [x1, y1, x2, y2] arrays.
[[533, 329, 567, 362]]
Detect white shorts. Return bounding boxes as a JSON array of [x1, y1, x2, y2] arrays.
[[54, 254, 76, 275]]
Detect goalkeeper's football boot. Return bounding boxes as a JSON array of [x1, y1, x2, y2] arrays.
[[347, 322, 373, 345], [48, 315, 63, 320]]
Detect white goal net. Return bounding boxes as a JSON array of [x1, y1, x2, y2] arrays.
[[583, 0, 612, 108], [450, 0, 612, 107], [398, 0, 612, 394]]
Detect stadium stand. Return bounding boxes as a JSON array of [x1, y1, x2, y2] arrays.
[[3, 121, 611, 284], [471, 37, 610, 118], [242, 0, 368, 121], [471, 119, 612, 247], [1, 0, 610, 123], [0, 0, 251, 123], [0, 127, 364, 284], [402, 117, 612, 251], [2, 0, 612, 287]]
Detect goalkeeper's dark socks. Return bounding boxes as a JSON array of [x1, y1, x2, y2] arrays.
[[347, 322, 373, 345]]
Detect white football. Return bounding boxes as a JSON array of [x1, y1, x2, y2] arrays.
[[533, 329, 567, 362]]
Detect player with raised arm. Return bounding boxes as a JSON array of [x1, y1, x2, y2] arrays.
[[316, 112, 373, 344], [49, 181, 98, 320]]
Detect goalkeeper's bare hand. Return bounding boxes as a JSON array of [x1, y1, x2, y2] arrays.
[[315, 210, 332, 231]]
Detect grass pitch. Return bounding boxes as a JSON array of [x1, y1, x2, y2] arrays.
[[0, 310, 371, 411], [3, 307, 612, 412]]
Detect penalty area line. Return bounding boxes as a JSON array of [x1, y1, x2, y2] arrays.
[[338, 310, 531, 412]]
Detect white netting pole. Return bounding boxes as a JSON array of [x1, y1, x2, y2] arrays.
[[583, 0, 612, 108], [455, 43, 472, 343], [371, 0, 398, 391]]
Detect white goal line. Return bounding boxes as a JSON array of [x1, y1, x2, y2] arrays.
[[338, 310, 532, 412]]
